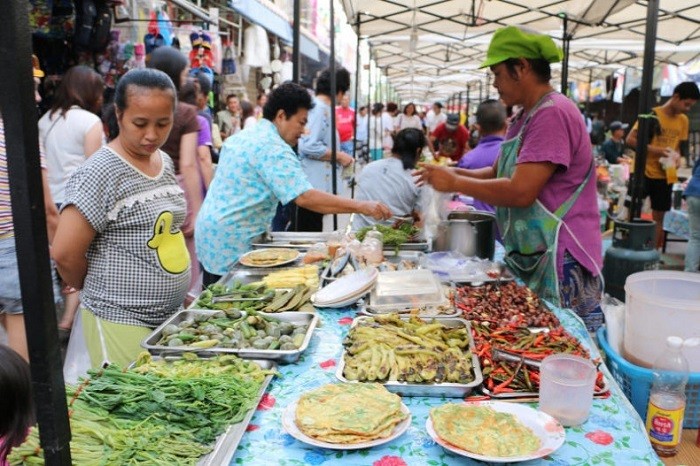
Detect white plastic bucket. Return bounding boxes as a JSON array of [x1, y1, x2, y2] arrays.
[[623, 271, 700, 370]]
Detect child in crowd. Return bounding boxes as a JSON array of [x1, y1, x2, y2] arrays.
[[0, 345, 34, 464]]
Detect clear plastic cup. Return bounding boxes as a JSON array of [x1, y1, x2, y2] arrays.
[[539, 354, 597, 426]]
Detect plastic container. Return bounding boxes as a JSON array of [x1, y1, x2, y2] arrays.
[[645, 336, 691, 456], [597, 328, 700, 428], [538, 354, 597, 426], [623, 271, 700, 370], [370, 269, 443, 308]]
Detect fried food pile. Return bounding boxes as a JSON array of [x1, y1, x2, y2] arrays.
[[430, 403, 540, 457], [295, 383, 407, 444]]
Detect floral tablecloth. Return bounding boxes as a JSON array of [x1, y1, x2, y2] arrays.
[[231, 306, 662, 466], [663, 208, 690, 239]]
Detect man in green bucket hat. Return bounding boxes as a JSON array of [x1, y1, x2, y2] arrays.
[[415, 26, 605, 331]]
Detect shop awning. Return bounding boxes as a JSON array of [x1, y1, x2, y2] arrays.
[[228, 0, 323, 62], [229, 0, 293, 43]]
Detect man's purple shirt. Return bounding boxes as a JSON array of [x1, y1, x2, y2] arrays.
[[457, 135, 504, 213]]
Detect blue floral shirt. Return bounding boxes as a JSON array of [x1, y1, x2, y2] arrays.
[[195, 120, 312, 274]]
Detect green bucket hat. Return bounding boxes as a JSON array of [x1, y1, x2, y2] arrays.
[[480, 26, 563, 69]]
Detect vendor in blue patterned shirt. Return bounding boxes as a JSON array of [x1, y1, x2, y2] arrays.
[[195, 82, 392, 284]]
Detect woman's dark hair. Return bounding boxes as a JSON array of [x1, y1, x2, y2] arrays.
[[403, 103, 416, 115], [0, 345, 34, 461], [178, 80, 198, 106], [147, 46, 189, 91], [196, 73, 212, 97], [101, 103, 119, 142], [503, 57, 551, 83], [114, 68, 177, 113], [392, 128, 426, 170], [240, 100, 254, 128], [386, 102, 398, 113], [49, 65, 104, 117], [315, 67, 351, 96], [263, 82, 314, 121], [372, 103, 384, 115]]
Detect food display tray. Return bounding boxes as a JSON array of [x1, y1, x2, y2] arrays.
[[219, 266, 312, 287], [335, 316, 483, 397], [447, 265, 516, 286], [320, 251, 424, 285], [129, 355, 275, 466], [251, 232, 331, 250], [359, 284, 460, 318], [481, 375, 610, 399], [141, 309, 318, 364]]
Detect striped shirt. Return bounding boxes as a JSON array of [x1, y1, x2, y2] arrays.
[[0, 116, 47, 238]]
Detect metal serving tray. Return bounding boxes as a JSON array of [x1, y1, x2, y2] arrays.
[[335, 316, 483, 397], [251, 232, 331, 250], [481, 372, 610, 399], [141, 309, 318, 364], [320, 251, 424, 285]]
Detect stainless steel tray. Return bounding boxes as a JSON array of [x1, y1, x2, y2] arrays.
[[481, 373, 610, 399], [335, 316, 483, 397], [199, 359, 275, 466], [321, 251, 424, 285], [141, 309, 318, 364], [251, 232, 331, 250]]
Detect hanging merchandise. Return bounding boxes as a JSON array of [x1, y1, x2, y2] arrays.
[[74, 0, 112, 52], [189, 31, 214, 70], [222, 43, 237, 75], [29, 0, 75, 38], [157, 10, 173, 46], [243, 24, 270, 68], [144, 12, 165, 55]]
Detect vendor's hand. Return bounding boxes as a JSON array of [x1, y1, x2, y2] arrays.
[[338, 151, 354, 167], [413, 162, 457, 192], [663, 148, 682, 167], [359, 201, 392, 221]]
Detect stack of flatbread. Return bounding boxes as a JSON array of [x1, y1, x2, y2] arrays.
[[430, 404, 540, 457], [240, 248, 298, 267], [295, 383, 407, 444]]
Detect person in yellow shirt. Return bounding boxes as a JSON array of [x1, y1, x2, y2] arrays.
[[627, 81, 700, 249]]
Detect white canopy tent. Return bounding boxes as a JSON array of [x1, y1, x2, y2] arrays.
[[340, 0, 700, 103]]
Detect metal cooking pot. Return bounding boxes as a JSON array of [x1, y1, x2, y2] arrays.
[[433, 211, 496, 260]]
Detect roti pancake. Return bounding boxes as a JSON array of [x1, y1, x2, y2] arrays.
[[295, 383, 407, 444], [241, 248, 298, 266], [430, 404, 540, 457]]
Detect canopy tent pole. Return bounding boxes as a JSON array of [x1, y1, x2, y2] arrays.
[[350, 14, 361, 198], [0, 2, 72, 464], [292, 0, 301, 83], [330, 0, 338, 230], [486, 73, 491, 100], [478, 80, 483, 104], [586, 69, 593, 113], [560, 13, 571, 96], [466, 85, 471, 122], [367, 45, 372, 161], [630, 0, 660, 220], [457, 92, 463, 118]]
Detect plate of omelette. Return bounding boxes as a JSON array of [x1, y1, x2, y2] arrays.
[[282, 383, 411, 450], [427, 401, 565, 463]]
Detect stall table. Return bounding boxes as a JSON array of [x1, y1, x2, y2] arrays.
[[231, 305, 662, 465]]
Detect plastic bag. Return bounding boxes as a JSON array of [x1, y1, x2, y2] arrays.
[[601, 294, 625, 354], [419, 184, 451, 245], [63, 309, 92, 384]]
